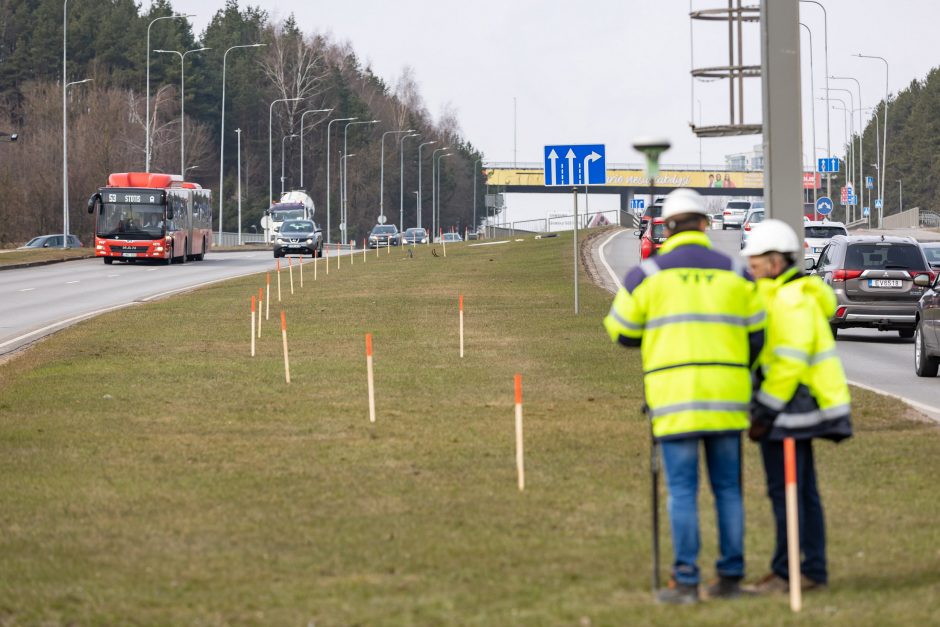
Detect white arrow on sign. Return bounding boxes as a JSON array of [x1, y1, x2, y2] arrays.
[[583, 151, 601, 183], [547, 149, 558, 186], [566, 149, 576, 185]]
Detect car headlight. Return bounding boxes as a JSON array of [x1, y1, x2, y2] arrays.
[[306, 238, 313, 244], [369, 236, 377, 241], [421, 238, 428, 243], [276, 238, 285, 244]]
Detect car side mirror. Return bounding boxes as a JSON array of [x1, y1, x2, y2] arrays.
[[633, 230, 641, 237], [913, 274, 930, 287], [804, 257, 816, 272], [87, 193, 101, 214]]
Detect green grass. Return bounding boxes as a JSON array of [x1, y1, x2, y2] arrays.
[[1, 234, 938, 625], [0, 247, 93, 267]]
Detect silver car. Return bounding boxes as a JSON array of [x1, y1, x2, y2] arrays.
[[721, 200, 751, 229]]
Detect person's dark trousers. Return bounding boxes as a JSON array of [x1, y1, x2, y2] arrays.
[[759, 438, 827, 584]]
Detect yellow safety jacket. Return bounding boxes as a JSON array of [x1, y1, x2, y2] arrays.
[[752, 267, 852, 441], [604, 230, 765, 440]]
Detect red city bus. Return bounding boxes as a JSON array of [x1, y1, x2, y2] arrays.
[[87, 172, 212, 264]]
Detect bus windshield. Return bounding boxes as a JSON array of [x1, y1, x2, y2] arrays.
[[99, 203, 166, 239]]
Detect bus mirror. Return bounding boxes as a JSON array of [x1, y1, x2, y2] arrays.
[[86, 193, 101, 214], [166, 208, 174, 220]]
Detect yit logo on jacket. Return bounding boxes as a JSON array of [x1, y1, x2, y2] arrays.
[[678, 270, 716, 284]]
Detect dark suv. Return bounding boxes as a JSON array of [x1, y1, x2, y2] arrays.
[[368, 224, 400, 248], [809, 235, 934, 338]]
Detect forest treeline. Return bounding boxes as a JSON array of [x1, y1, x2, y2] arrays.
[[0, 0, 485, 245]]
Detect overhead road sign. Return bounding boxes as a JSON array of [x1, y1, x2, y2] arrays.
[[816, 196, 833, 216], [817, 158, 840, 173], [544, 144, 607, 186], [630, 198, 645, 210]]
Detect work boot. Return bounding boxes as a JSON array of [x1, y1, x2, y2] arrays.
[[703, 575, 744, 599], [656, 579, 699, 605], [744, 572, 789, 595], [801, 575, 828, 593]]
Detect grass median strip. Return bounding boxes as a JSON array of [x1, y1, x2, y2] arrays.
[[1, 234, 938, 624]]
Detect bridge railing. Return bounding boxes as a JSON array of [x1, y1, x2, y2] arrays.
[[485, 209, 620, 238]]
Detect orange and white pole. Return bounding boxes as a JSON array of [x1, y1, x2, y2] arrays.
[[314, 254, 318, 281], [338, 244, 341, 270], [288, 256, 295, 294], [265, 273, 271, 320], [784, 437, 802, 612], [257, 288, 263, 338], [366, 333, 376, 423], [459, 294, 464, 358], [515, 374, 524, 491], [441, 228, 447, 257], [376, 240, 379, 258], [299, 256, 304, 287], [363, 238, 366, 263], [326, 246, 330, 275], [276, 258, 282, 302], [281, 311, 291, 384], [350, 242, 354, 266], [250, 295, 256, 357]]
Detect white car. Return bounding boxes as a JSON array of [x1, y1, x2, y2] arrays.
[[722, 200, 752, 229], [804, 220, 848, 262]]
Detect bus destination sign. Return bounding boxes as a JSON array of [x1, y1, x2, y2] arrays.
[[104, 190, 165, 204]]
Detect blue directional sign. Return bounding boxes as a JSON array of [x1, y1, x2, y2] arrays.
[[863, 206, 870, 218], [874, 198, 883, 210], [630, 198, 645, 210], [848, 194, 858, 206], [817, 158, 840, 173], [816, 196, 833, 216], [544, 144, 607, 186], [865, 176, 874, 189]]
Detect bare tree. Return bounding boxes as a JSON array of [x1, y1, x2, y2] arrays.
[[260, 24, 327, 133]]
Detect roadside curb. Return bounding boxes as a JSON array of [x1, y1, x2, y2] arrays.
[[0, 254, 96, 272]]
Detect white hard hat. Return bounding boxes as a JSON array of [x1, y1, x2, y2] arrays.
[[740, 218, 800, 257], [662, 188, 707, 220]]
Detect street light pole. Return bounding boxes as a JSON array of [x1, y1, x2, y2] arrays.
[[61, 78, 92, 248], [154, 46, 210, 175], [431, 147, 449, 238], [417, 141, 437, 229], [473, 159, 482, 230], [281, 133, 298, 195], [855, 53, 889, 223], [146, 13, 192, 172], [898, 179, 902, 213], [342, 120, 379, 243], [236, 128, 242, 245], [399, 133, 419, 231], [380, 129, 412, 222], [799, 23, 818, 207], [299, 108, 332, 190], [831, 75, 863, 222], [824, 87, 854, 221], [218, 42, 266, 244], [326, 117, 356, 244], [268, 97, 303, 207], [340, 153, 355, 243], [800, 0, 831, 199]]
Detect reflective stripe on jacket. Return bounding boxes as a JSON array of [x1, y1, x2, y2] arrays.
[[752, 267, 852, 442], [604, 230, 765, 440]]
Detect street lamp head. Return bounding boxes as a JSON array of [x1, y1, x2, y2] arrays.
[[632, 136, 671, 178]]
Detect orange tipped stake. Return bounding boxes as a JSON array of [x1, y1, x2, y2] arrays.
[[281, 310, 291, 384], [459, 294, 465, 358], [363, 238, 366, 263], [276, 258, 282, 302], [441, 228, 447, 257], [288, 256, 295, 294], [515, 374, 524, 491], [350, 242, 354, 266], [314, 254, 318, 281], [366, 333, 376, 423], [250, 295, 256, 357], [337, 244, 341, 270], [265, 273, 271, 320], [299, 256, 304, 287], [326, 246, 330, 275], [784, 437, 802, 612], [257, 288, 263, 338]]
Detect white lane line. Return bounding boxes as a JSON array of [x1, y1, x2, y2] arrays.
[[597, 228, 625, 291], [66, 280, 80, 284], [18, 288, 35, 292], [107, 274, 120, 278], [0, 302, 138, 352], [468, 240, 510, 247], [145, 268, 158, 272], [847, 378, 940, 424]]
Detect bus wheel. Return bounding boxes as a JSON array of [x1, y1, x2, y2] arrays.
[[103, 258, 113, 265], [195, 237, 206, 261], [165, 244, 173, 265], [179, 241, 188, 264]]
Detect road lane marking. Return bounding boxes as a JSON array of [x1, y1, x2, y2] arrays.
[[597, 228, 625, 291], [18, 288, 34, 292], [107, 274, 120, 278], [0, 302, 138, 353], [66, 280, 80, 284]]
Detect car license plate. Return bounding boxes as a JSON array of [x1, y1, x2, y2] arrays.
[[869, 279, 902, 288], [122, 252, 137, 257], [288, 244, 301, 248], [814, 247, 823, 253]]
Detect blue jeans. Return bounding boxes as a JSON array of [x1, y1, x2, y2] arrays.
[[760, 439, 827, 584], [660, 434, 745, 585]]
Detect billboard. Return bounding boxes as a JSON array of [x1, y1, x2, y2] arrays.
[[486, 168, 764, 190]]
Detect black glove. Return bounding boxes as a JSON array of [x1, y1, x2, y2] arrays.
[[748, 420, 770, 442], [748, 401, 777, 442]]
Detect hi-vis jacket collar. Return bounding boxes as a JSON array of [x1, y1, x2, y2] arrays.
[[660, 230, 713, 254]]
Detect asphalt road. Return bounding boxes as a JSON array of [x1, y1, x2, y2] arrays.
[[0, 249, 347, 358], [597, 227, 940, 422]]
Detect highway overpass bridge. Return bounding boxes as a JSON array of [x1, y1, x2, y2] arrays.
[[485, 164, 765, 225]]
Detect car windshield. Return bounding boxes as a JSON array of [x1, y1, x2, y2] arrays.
[[645, 206, 662, 219], [747, 211, 765, 224], [24, 237, 44, 247], [98, 203, 165, 239], [271, 206, 306, 221], [805, 226, 847, 239], [727, 202, 750, 211], [372, 226, 397, 234], [651, 223, 666, 240], [282, 220, 315, 233], [844, 243, 927, 271], [405, 229, 426, 237]]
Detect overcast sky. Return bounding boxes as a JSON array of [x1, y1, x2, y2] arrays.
[[167, 0, 935, 170]]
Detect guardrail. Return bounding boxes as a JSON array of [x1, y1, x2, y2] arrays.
[[485, 209, 619, 238], [920, 211, 940, 228], [216, 232, 268, 246]]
